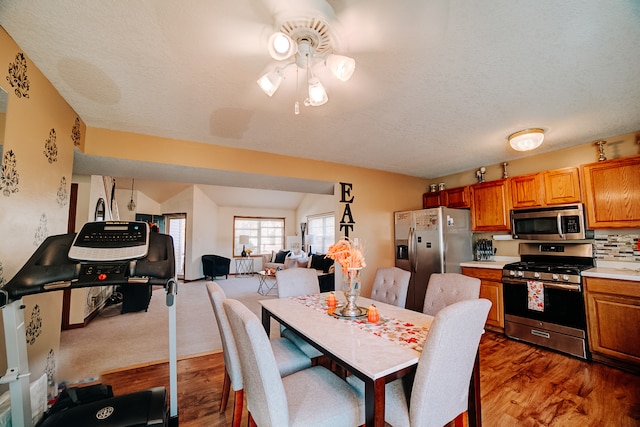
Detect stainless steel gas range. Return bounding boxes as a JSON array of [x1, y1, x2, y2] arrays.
[[502, 242, 595, 359]]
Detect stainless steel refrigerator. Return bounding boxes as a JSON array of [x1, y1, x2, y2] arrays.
[[394, 207, 473, 311]]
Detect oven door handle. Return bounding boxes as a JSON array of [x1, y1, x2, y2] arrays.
[[544, 282, 581, 292], [502, 278, 581, 292]]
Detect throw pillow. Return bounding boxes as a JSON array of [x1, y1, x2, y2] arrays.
[[274, 250, 290, 264], [323, 258, 334, 273], [310, 254, 326, 271]]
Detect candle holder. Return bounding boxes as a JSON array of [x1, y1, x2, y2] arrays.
[[476, 167, 486, 183], [595, 140, 607, 161], [502, 162, 509, 179]]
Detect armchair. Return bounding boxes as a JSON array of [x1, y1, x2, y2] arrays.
[[202, 255, 231, 279]]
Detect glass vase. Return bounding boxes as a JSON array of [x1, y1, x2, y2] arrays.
[[340, 267, 364, 317]]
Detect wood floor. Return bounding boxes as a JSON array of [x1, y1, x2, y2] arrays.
[[100, 331, 640, 426]]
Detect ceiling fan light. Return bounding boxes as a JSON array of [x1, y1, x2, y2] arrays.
[[268, 32, 296, 61], [508, 128, 545, 151], [326, 54, 356, 81], [257, 68, 283, 96], [307, 77, 328, 106]]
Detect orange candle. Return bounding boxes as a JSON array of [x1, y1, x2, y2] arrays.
[[368, 304, 379, 323], [327, 292, 337, 307]]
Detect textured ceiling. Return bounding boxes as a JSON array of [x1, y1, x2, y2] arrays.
[[1, 0, 639, 185]]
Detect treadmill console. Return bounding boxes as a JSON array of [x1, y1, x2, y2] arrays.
[[69, 221, 149, 261]]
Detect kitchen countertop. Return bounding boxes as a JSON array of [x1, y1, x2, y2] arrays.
[[583, 261, 640, 282], [460, 257, 520, 270], [460, 258, 640, 281]]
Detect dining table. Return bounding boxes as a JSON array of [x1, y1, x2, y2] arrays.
[[260, 293, 482, 427]]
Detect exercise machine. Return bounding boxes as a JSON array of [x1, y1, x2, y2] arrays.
[[0, 221, 179, 426]]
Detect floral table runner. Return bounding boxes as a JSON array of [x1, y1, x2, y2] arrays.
[[291, 294, 430, 352]]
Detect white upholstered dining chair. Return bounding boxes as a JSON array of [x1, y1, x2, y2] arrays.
[[370, 266, 411, 307], [422, 273, 481, 316], [348, 298, 491, 427], [276, 267, 320, 297], [206, 282, 312, 427], [275, 268, 324, 359], [223, 298, 365, 427]]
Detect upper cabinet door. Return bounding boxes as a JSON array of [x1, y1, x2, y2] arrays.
[[581, 155, 640, 228], [423, 192, 441, 208], [510, 173, 544, 208], [543, 167, 581, 205], [470, 179, 511, 232], [443, 186, 471, 208]]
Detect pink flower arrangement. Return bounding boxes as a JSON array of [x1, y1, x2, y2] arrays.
[[325, 237, 366, 274]]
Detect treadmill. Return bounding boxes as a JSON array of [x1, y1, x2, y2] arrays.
[[0, 221, 179, 426]]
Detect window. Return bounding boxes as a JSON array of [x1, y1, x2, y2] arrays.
[[307, 213, 335, 254], [234, 216, 285, 256], [166, 214, 187, 279]]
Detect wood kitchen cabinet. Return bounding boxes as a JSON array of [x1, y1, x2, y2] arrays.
[[543, 166, 581, 205], [584, 276, 640, 373], [470, 179, 511, 232], [443, 186, 471, 208], [581, 155, 640, 228], [462, 266, 504, 332], [510, 173, 544, 208], [510, 167, 581, 208], [422, 192, 441, 208], [423, 186, 471, 209]]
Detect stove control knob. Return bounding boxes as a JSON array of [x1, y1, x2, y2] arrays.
[[562, 274, 570, 281], [552, 273, 559, 281], [509, 270, 516, 277], [534, 272, 541, 279], [517, 271, 524, 277]]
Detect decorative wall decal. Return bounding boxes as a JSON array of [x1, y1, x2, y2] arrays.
[[34, 213, 48, 246], [71, 117, 81, 146], [44, 128, 58, 163], [0, 149, 20, 196], [45, 349, 56, 383], [56, 176, 68, 207], [6, 52, 30, 99], [0, 260, 5, 287], [339, 182, 356, 237], [26, 304, 43, 345]]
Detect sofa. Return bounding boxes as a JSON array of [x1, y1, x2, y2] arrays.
[[262, 250, 293, 271], [202, 254, 231, 279], [262, 251, 335, 292]]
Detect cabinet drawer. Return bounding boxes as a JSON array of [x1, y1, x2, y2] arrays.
[[584, 277, 640, 298], [462, 267, 502, 281]]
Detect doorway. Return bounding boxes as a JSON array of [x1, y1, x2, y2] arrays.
[[165, 213, 187, 279]]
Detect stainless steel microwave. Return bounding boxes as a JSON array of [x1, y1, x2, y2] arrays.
[[511, 204, 594, 240]]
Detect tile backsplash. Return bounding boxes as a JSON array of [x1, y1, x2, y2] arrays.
[[594, 231, 640, 262]]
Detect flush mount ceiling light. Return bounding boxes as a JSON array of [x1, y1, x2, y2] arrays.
[[256, 16, 355, 114], [508, 128, 545, 151]]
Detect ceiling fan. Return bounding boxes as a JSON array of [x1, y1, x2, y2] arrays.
[[253, 0, 450, 113], [255, 0, 356, 113]]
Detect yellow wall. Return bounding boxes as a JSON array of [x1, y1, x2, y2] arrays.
[[0, 27, 80, 388]]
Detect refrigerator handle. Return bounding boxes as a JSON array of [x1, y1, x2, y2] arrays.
[[409, 227, 418, 272]]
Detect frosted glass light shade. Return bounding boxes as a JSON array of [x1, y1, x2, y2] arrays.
[[307, 77, 328, 106], [509, 128, 545, 151], [268, 32, 296, 60], [257, 68, 283, 96], [326, 54, 356, 81]]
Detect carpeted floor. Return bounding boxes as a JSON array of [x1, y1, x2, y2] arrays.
[[57, 276, 275, 384]]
